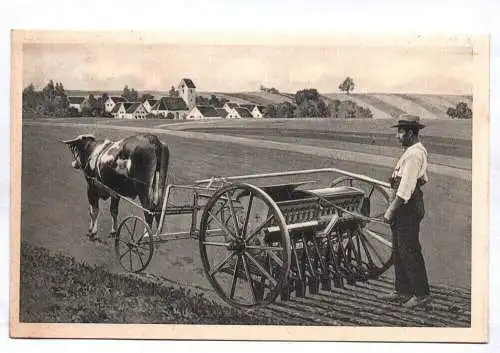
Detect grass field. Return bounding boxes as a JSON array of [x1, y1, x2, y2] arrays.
[[182, 125, 471, 159], [30, 116, 473, 141], [20, 242, 288, 324], [161, 117, 473, 141]]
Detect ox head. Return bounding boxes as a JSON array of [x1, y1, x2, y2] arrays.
[[62, 134, 96, 170]]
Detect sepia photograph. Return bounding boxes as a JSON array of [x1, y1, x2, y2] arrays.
[[9, 30, 489, 342]]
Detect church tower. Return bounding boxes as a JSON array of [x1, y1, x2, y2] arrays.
[[178, 78, 196, 110]]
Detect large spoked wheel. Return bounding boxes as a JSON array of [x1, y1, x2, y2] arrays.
[[115, 215, 154, 273], [330, 176, 393, 278], [199, 183, 291, 309]]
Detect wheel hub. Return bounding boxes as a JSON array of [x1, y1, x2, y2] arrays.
[[227, 239, 245, 252]]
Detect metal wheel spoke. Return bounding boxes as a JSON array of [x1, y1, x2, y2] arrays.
[[357, 231, 382, 267], [128, 250, 133, 270], [136, 229, 151, 244], [362, 228, 392, 248], [124, 222, 133, 239], [136, 244, 151, 251], [355, 232, 363, 264], [230, 255, 242, 300], [207, 200, 229, 228], [119, 248, 132, 261], [359, 231, 386, 265], [208, 211, 238, 241], [132, 249, 145, 268], [213, 199, 229, 218], [117, 239, 131, 246], [202, 241, 231, 247], [209, 252, 236, 277], [245, 213, 275, 244], [367, 185, 376, 199], [226, 191, 241, 238], [131, 247, 145, 256], [242, 193, 254, 236], [345, 238, 354, 260], [244, 252, 277, 286], [131, 218, 138, 242], [267, 250, 284, 267], [241, 255, 257, 304], [246, 245, 284, 251]]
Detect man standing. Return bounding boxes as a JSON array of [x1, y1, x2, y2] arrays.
[[381, 114, 431, 308]]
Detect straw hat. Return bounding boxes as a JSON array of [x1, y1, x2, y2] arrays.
[[391, 114, 426, 129]]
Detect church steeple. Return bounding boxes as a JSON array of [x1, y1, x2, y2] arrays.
[[178, 78, 196, 110]]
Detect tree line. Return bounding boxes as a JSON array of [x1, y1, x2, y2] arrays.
[[262, 87, 373, 119], [22, 81, 167, 118], [446, 101, 472, 119]]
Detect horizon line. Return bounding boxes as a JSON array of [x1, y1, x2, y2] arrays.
[[57, 88, 472, 97]]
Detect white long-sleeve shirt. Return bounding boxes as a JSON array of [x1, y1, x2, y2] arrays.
[[391, 142, 428, 203]]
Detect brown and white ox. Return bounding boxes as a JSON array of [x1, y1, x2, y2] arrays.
[[63, 134, 169, 239]]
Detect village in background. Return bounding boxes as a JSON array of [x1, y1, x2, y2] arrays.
[[21, 76, 473, 121]]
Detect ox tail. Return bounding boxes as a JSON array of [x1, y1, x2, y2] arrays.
[[153, 142, 170, 210]]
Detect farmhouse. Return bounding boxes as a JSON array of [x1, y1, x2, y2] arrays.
[[252, 105, 266, 118], [105, 96, 127, 113], [143, 99, 158, 113], [125, 102, 148, 119], [223, 102, 240, 113], [227, 107, 253, 119], [68, 97, 86, 113], [178, 78, 196, 111], [151, 97, 189, 119], [187, 106, 223, 120], [215, 108, 229, 119], [239, 104, 265, 118], [111, 102, 135, 119]]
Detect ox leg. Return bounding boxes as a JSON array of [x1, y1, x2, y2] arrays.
[[138, 192, 154, 230], [154, 212, 162, 232], [109, 197, 120, 237], [143, 211, 155, 232], [87, 189, 100, 239]]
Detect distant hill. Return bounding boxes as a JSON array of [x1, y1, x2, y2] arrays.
[[323, 93, 472, 120], [65, 89, 473, 120]]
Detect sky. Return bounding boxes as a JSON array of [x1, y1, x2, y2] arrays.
[[22, 42, 474, 95]]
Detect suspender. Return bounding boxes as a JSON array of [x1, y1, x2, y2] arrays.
[[389, 176, 426, 190]]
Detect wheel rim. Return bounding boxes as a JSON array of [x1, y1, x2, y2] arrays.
[[199, 183, 291, 308], [115, 215, 154, 273]]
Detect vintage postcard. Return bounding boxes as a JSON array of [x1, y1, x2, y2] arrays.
[[9, 30, 489, 342]]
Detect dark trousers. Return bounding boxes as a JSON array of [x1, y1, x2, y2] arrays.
[[390, 188, 430, 296]]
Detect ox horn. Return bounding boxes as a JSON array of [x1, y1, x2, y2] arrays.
[[61, 134, 96, 144]]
